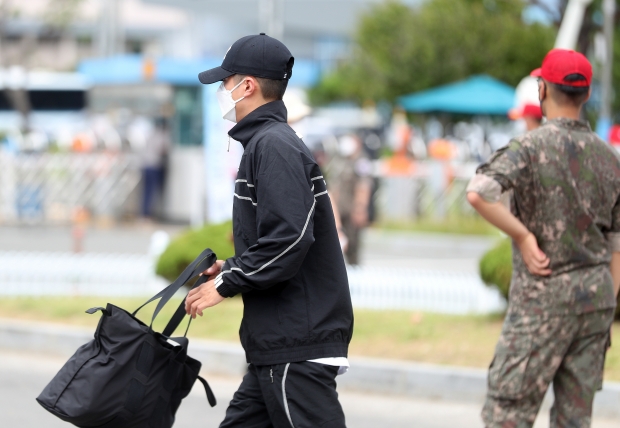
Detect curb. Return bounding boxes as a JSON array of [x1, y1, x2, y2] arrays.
[[1, 318, 618, 418]]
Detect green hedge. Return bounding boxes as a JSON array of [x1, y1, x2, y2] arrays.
[[479, 239, 512, 301], [156, 221, 235, 282], [479, 238, 620, 319]]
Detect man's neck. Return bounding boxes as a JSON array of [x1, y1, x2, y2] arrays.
[[236, 98, 270, 122], [544, 106, 582, 121]]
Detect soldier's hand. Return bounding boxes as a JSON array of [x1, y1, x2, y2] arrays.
[[517, 233, 552, 276]]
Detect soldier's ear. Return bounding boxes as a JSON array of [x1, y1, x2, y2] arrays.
[[538, 80, 547, 102]]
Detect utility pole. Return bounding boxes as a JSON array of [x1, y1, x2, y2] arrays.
[[555, 0, 594, 49], [597, 0, 615, 141], [259, 0, 284, 40]]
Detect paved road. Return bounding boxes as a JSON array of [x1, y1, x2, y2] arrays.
[[0, 224, 185, 254], [3, 351, 618, 428], [0, 225, 497, 273], [360, 229, 497, 273]]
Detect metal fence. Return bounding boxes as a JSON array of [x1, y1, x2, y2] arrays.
[[347, 265, 504, 314], [0, 251, 167, 297], [0, 251, 505, 314], [0, 152, 140, 224], [377, 161, 479, 220]]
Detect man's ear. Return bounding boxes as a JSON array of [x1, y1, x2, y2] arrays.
[[242, 77, 260, 99], [538, 80, 546, 103], [585, 86, 592, 103]]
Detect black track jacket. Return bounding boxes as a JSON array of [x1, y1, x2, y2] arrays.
[[214, 100, 354, 365]]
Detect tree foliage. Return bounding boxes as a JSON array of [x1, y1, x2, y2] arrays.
[[309, 0, 555, 105]]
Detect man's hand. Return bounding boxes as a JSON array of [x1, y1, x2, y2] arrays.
[[185, 278, 225, 318], [516, 233, 551, 277], [351, 205, 368, 228], [201, 259, 225, 280]]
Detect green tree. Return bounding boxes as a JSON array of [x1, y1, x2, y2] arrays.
[[310, 0, 555, 105]]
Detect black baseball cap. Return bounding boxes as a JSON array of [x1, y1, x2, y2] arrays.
[[198, 33, 294, 84]]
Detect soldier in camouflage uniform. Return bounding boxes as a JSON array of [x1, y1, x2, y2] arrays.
[[467, 49, 620, 427], [328, 134, 373, 265]]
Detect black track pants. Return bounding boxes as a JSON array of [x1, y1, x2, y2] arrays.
[[220, 362, 346, 428]]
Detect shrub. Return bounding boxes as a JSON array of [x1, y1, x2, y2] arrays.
[[479, 238, 620, 319], [156, 221, 235, 282], [479, 238, 512, 301]]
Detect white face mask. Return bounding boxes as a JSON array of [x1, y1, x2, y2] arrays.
[[338, 135, 358, 157], [216, 79, 245, 122]]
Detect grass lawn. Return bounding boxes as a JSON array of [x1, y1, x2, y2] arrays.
[[1, 296, 619, 382]]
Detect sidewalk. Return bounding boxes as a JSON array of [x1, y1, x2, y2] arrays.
[[1, 317, 619, 421], [11, 350, 613, 428]]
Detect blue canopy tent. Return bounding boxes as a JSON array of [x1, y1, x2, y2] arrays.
[[398, 75, 516, 115]]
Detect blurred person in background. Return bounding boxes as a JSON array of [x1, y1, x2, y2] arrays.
[[467, 49, 620, 428], [285, 96, 349, 253], [510, 103, 544, 132], [140, 117, 170, 221], [328, 134, 373, 265]]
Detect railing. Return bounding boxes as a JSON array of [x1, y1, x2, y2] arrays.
[[0, 152, 140, 224], [0, 152, 479, 224], [0, 251, 505, 314], [0, 251, 167, 297], [376, 161, 479, 220], [347, 265, 505, 314]]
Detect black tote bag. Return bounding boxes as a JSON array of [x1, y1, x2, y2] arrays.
[[36, 248, 218, 428]]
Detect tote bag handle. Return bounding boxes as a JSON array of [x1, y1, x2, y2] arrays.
[[161, 275, 208, 338], [132, 248, 217, 330]]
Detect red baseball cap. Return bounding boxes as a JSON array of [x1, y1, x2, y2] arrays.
[[522, 104, 543, 120], [508, 103, 543, 121], [530, 49, 592, 87]]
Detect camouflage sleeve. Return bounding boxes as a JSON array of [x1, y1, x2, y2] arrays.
[[607, 195, 620, 252], [466, 174, 502, 203], [475, 139, 531, 193]]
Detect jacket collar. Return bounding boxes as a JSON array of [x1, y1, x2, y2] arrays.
[[546, 117, 591, 132], [229, 100, 288, 147]]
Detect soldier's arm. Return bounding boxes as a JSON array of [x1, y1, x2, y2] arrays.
[[467, 193, 551, 276], [466, 138, 551, 276], [608, 192, 620, 299], [610, 252, 620, 345], [611, 252, 620, 299]]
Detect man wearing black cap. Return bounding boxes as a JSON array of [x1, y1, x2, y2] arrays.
[[185, 34, 353, 428], [468, 49, 620, 427]]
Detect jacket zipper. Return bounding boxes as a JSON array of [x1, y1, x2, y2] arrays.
[[270, 368, 274, 383]]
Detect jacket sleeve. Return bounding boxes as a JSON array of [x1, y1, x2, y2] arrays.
[[214, 141, 316, 297]]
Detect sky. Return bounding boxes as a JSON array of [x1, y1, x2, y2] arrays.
[[522, 0, 560, 24]]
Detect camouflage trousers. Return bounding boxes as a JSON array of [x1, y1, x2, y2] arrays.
[[482, 309, 614, 428]]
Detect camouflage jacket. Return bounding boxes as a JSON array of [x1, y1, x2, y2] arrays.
[[469, 118, 620, 315]]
